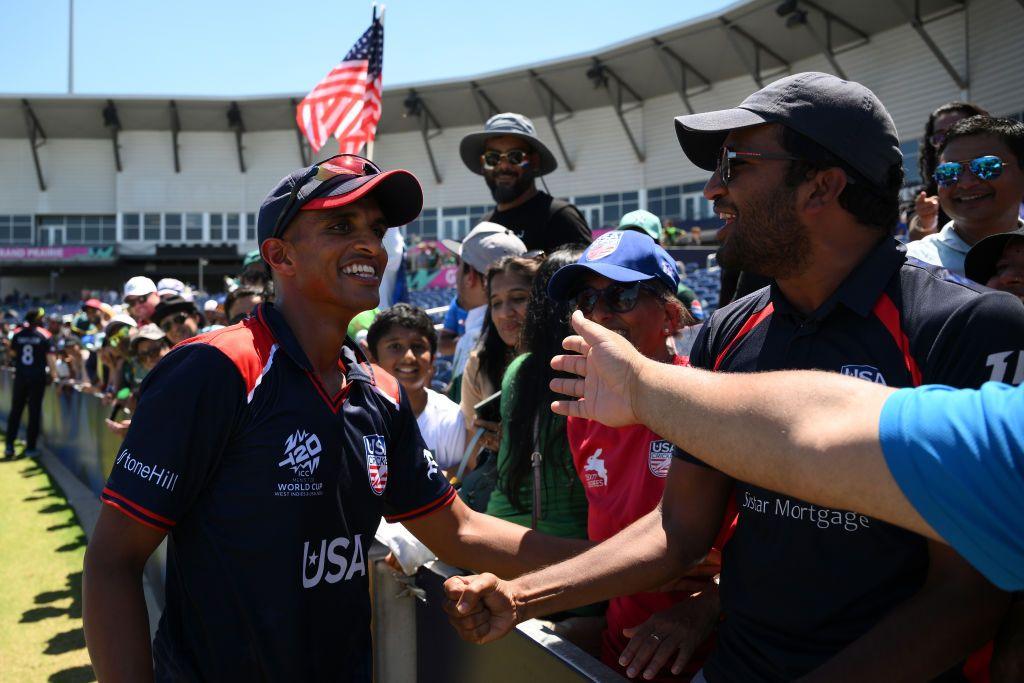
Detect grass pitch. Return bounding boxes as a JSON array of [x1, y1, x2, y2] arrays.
[[0, 444, 95, 682]]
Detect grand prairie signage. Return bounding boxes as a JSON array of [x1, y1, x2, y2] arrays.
[[0, 246, 116, 264]]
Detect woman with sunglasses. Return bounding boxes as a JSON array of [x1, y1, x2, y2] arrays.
[[546, 231, 729, 681], [910, 101, 989, 241], [906, 115, 1024, 278], [458, 255, 542, 496]]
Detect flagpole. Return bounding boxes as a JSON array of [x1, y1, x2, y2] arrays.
[[364, 3, 384, 161]]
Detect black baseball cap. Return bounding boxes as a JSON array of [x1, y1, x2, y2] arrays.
[[152, 295, 198, 326], [964, 231, 1024, 284], [257, 154, 422, 245], [674, 72, 901, 188]]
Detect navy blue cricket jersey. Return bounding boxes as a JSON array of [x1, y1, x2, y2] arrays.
[[101, 303, 455, 682], [677, 238, 1024, 682], [10, 324, 53, 381]]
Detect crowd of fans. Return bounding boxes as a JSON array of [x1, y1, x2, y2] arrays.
[[6, 74, 1024, 682]]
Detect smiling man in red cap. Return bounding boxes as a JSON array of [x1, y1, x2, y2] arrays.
[[83, 154, 591, 683]]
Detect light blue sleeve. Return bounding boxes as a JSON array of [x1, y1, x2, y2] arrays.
[[879, 382, 1024, 591]]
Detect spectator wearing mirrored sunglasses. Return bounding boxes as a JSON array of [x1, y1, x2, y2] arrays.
[[460, 113, 591, 253], [909, 102, 989, 242], [907, 116, 1024, 277], [151, 296, 204, 346]]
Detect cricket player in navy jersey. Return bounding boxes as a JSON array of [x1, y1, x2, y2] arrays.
[[82, 154, 590, 682]]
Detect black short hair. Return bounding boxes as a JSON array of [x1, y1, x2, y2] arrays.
[[919, 101, 989, 193], [780, 126, 904, 234], [366, 303, 437, 359], [939, 116, 1024, 169]]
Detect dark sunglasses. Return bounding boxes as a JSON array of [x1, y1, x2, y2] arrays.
[[158, 312, 190, 332], [481, 149, 530, 170], [136, 345, 166, 360], [124, 295, 148, 307], [269, 154, 382, 241], [574, 281, 660, 315], [716, 146, 801, 186], [934, 155, 1006, 187]]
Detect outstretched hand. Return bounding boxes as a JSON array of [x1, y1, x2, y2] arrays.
[[550, 310, 647, 427], [442, 573, 520, 645]]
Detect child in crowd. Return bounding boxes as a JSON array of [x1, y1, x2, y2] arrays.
[[366, 303, 465, 470]]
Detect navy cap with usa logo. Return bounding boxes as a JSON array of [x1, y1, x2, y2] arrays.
[[547, 230, 680, 300], [257, 154, 423, 246]]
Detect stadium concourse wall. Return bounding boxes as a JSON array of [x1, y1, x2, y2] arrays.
[[0, 370, 624, 682]]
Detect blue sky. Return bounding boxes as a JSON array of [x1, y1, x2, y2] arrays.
[[0, 0, 734, 96]]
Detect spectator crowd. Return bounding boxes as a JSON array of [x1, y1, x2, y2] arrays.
[[5, 71, 1024, 683]]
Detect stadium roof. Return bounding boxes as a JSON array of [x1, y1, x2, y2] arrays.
[[0, 0, 963, 140]]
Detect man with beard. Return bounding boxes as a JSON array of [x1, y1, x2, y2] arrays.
[[442, 73, 1022, 682], [460, 113, 591, 253]]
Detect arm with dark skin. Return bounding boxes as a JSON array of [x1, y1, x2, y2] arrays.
[[801, 541, 1009, 682], [439, 462, 733, 642], [83, 506, 166, 683], [402, 495, 591, 578]]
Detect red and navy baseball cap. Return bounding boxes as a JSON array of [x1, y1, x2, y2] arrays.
[[257, 154, 422, 245], [547, 230, 680, 300]]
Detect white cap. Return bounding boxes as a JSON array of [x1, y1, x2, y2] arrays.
[[123, 276, 157, 300], [109, 313, 138, 328], [156, 278, 186, 298], [203, 299, 220, 313]]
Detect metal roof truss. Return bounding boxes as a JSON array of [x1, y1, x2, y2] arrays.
[[587, 59, 645, 162], [102, 99, 122, 172], [227, 101, 246, 173], [718, 18, 791, 88], [21, 99, 47, 192], [528, 70, 575, 171], [651, 38, 712, 115]]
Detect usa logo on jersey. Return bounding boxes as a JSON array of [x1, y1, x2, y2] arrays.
[[648, 440, 673, 478], [364, 434, 388, 495]]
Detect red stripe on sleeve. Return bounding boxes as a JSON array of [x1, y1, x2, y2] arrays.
[[384, 487, 457, 523], [100, 497, 170, 532], [713, 303, 775, 371], [101, 487, 177, 527]]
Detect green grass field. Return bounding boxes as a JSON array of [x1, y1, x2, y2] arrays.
[[0, 445, 95, 682]]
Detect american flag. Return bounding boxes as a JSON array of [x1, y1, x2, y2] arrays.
[[296, 17, 384, 153]]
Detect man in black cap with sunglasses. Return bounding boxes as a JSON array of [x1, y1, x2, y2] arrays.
[[443, 73, 1024, 682], [83, 154, 593, 683], [461, 112, 591, 253]]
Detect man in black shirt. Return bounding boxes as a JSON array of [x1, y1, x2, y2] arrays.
[[460, 112, 591, 252], [5, 307, 57, 458], [444, 73, 1019, 682]]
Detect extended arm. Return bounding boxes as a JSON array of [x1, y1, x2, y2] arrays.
[[402, 496, 590, 578], [549, 310, 935, 541], [441, 461, 732, 642], [83, 506, 166, 683]]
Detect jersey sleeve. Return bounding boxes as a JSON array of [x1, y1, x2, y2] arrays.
[[924, 291, 1024, 388], [879, 382, 1024, 591], [550, 205, 593, 247], [100, 344, 246, 532], [382, 387, 456, 523]]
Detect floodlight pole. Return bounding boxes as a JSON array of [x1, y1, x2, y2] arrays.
[[68, 0, 74, 93]]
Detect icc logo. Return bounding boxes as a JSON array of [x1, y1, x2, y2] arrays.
[[364, 434, 388, 495], [279, 429, 323, 477]]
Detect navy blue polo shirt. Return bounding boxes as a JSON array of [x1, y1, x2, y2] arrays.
[[677, 238, 1024, 682], [11, 324, 54, 381], [101, 303, 454, 682]]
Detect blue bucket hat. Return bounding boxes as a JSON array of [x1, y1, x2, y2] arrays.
[[547, 230, 680, 300]]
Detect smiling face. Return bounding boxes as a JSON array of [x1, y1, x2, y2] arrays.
[[483, 135, 538, 203], [938, 135, 1024, 241], [371, 325, 434, 394], [488, 269, 532, 348], [703, 124, 810, 279], [270, 195, 389, 317]]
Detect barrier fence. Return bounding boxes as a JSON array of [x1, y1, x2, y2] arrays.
[[0, 368, 623, 682]]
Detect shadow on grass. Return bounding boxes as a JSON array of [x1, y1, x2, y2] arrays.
[[55, 534, 87, 553], [37, 502, 71, 515], [44, 628, 86, 655], [49, 665, 96, 682], [47, 520, 78, 532], [24, 491, 60, 502], [21, 571, 83, 622]]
